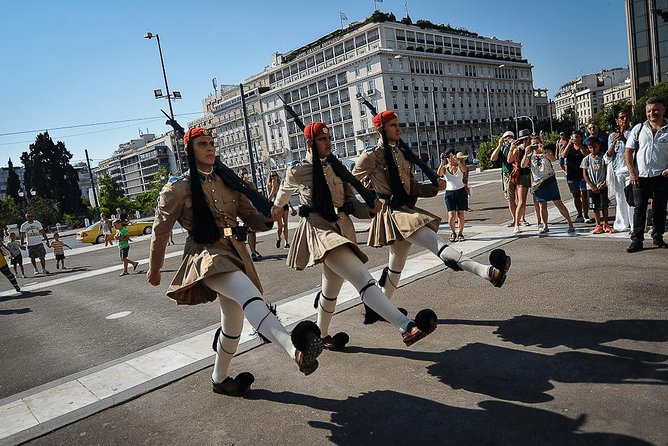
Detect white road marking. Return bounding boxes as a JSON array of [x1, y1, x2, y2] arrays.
[[105, 311, 132, 320]]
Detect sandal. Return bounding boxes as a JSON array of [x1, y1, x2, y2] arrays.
[[457, 233, 465, 242], [449, 233, 456, 242]]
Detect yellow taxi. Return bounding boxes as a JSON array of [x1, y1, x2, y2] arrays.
[[76, 221, 153, 244]]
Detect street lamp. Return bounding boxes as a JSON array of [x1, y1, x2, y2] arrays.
[[485, 82, 493, 139], [144, 32, 184, 174], [498, 64, 518, 135], [516, 115, 535, 135], [18, 189, 36, 204]]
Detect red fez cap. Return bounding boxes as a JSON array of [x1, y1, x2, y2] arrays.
[[183, 127, 211, 146], [373, 111, 399, 129], [303, 122, 329, 139]]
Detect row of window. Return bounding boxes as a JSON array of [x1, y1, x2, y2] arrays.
[[394, 28, 521, 59]]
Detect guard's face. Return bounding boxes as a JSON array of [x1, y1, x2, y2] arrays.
[[382, 118, 401, 144], [190, 135, 216, 168], [313, 134, 332, 159]]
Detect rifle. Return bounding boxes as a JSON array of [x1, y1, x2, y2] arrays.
[[359, 98, 440, 187], [277, 95, 377, 208]]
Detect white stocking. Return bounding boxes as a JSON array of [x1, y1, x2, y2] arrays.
[[203, 271, 296, 360], [384, 240, 411, 298], [317, 265, 344, 337], [406, 226, 492, 280], [211, 296, 244, 384], [323, 246, 412, 333]]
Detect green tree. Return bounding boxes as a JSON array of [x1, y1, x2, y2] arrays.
[[134, 167, 169, 215], [5, 158, 22, 204], [591, 100, 631, 132], [632, 81, 668, 123], [97, 173, 130, 216], [20, 132, 84, 215], [477, 135, 501, 170], [24, 197, 61, 226], [0, 196, 22, 228]]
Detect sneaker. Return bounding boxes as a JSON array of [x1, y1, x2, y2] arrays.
[[284, 242, 290, 249], [567, 227, 576, 235], [521, 220, 531, 226], [626, 241, 643, 253], [132, 262, 139, 272], [457, 233, 465, 242], [119, 271, 129, 276], [449, 233, 456, 242], [250, 253, 258, 261], [603, 224, 614, 233], [653, 239, 668, 248], [539, 227, 549, 234], [506, 222, 515, 228], [592, 225, 604, 234], [211, 372, 255, 397], [56, 264, 59, 270], [573, 216, 584, 223], [513, 226, 521, 234], [34, 270, 40, 276], [42, 269, 49, 275], [584, 217, 595, 224], [275, 239, 281, 249]]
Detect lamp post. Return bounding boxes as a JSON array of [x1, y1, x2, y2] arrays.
[[395, 54, 424, 180], [485, 82, 493, 139], [516, 115, 535, 134], [498, 64, 518, 135], [144, 32, 184, 174]]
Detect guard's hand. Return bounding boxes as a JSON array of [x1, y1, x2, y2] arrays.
[[147, 268, 161, 286], [438, 178, 447, 191], [372, 199, 383, 214], [662, 168, 668, 178]]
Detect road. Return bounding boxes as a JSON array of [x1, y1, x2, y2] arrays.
[[1, 168, 666, 445]]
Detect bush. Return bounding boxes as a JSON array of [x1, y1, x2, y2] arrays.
[[62, 213, 85, 229], [477, 135, 500, 170]]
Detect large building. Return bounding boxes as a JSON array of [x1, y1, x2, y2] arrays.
[[0, 163, 25, 200], [625, 0, 668, 103], [602, 79, 633, 108], [93, 132, 179, 199], [197, 13, 537, 183], [554, 68, 629, 128]]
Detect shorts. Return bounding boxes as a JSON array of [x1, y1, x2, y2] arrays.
[[502, 172, 517, 201], [28, 243, 46, 260], [119, 247, 130, 259], [10, 254, 22, 266], [517, 173, 531, 189], [567, 178, 587, 193], [444, 188, 468, 212], [533, 176, 561, 203], [55, 254, 65, 261], [588, 190, 610, 210]]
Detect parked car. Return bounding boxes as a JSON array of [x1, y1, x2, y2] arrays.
[[76, 221, 153, 244]]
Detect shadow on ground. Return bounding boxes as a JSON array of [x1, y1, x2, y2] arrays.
[[247, 389, 651, 445]]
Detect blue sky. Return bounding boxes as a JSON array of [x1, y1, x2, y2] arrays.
[[0, 0, 628, 168]]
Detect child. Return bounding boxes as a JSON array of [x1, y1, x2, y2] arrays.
[[113, 218, 138, 276], [4, 232, 26, 278], [47, 232, 71, 269], [581, 138, 612, 234], [0, 244, 20, 292]]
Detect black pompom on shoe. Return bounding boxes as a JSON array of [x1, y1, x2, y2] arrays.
[[322, 332, 350, 351], [291, 321, 323, 375], [402, 309, 438, 347], [211, 372, 255, 396], [489, 249, 511, 288]]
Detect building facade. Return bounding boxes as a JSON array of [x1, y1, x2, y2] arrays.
[[625, 0, 668, 103], [0, 164, 25, 200], [198, 14, 537, 183], [93, 132, 179, 199], [554, 68, 630, 128], [602, 80, 633, 108]]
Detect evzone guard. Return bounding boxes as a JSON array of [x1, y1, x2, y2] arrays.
[[352, 111, 512, 323], [147, 127, 323, 396], [271, 121, 437, 350]]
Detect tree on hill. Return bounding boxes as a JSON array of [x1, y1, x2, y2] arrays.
[[20, 132, 84, 215], [5, 159, 21, 204]]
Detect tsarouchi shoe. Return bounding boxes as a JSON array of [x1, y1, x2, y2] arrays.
[[402, 309, 437, 347], [292, 320, 323, 375], [211, 372, 255, 396], [322, 332, 350, 351]]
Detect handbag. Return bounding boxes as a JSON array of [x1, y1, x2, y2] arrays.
[[624, 183, 635, 207]]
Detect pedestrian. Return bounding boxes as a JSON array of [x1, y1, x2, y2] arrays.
[[147, 127, 323, 396], [561, 131, 594, 224], [114, 219, 138, 276], [239, 168, 262, 261], [47, 232, 71, 269], [4, 232, 26, 278], [271, 121, 437, 350], [520, 136, 575, 234], [115, 207, 129, 225], [508, 129, 540, 233], [437, 150, 469, 241], [20, 213, 49, 275], [555, 132, 569, 175], [625, 96, 668, 253], [605, 110, 634, 232], [584, 120, 608, 151], [581, 138, 612, 234], [352, 111, 511, 323], [490, 130, 518, 227], [99, 213, 114, 246], [266, 171, 296, 249], [0, 248, 20, 292]]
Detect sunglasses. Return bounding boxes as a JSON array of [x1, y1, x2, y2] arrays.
[[618, 115, 629, 120]]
